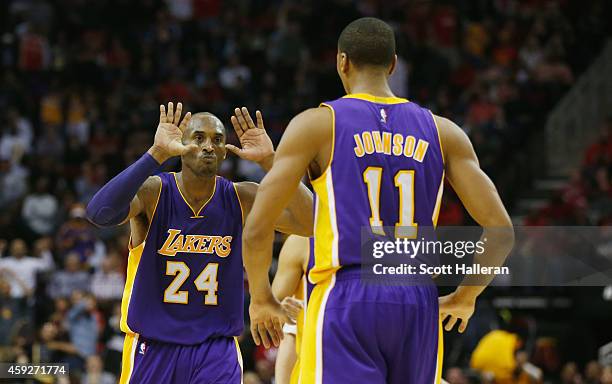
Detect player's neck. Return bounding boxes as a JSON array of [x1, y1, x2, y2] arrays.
[[348, 73, 395, 98], [176, 170, 216, 205]]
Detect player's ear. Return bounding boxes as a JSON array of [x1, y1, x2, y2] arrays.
[[388, 55, 397, 76], [338, 52, 349, 74]]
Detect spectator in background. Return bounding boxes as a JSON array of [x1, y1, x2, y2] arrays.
[[102, 302, 123, 377], [31, 321, 78, 365], [47, 252, 90, 299], [0, 111, 28, 163], [0, 159, 29, 208], [21, 177, 59, 238], [0, 276, 23, 346], [56, 204, 105, 266], [91, 251, 124, 302], [65, 292, 100, 370], [445, 367, 469, 384], [219, 55, 251, 91], [6, 108, 32, 154], [560, 362, 582, 384], [0, 238, 53, 299], [82, 354, 115, 384], [36, 125, 65, 161], [602, 366, 612, 384], [584, 361, 602, 384], [471, 327, 542, 383]]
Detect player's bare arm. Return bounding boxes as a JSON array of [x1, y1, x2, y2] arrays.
[[272, 235, 309, 384], [435, 114, 515, 333], [87, 102, 195, 244], [228, 107, 314, 237], [272, 235, 309, 320], [242, 107, 332, 348]]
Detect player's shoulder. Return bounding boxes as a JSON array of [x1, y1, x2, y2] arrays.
[[431, 114, 474, 160], [288, 106, 333, 129], [139, 174, 163, 199]]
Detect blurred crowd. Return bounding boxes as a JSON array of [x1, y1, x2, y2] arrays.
[[0, 0, 611, 382]]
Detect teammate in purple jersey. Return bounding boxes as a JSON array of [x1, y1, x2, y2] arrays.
[[86, 102, 312, 384], [242, 17, 514, 383]]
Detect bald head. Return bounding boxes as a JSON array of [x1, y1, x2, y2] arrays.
[[187, 112, 225, 134]]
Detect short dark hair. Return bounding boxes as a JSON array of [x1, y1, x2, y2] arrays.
[[338, 17, 396, 68]]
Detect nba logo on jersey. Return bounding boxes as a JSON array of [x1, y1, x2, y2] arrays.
[[139, 342, 146, 355], [380, 108, 387, 123]]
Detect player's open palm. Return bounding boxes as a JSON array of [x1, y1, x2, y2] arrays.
[[249, 297, 289, 349], [153, 102, 198, 158], [439, 292, 476, 333], [227, 107, 274, 163]]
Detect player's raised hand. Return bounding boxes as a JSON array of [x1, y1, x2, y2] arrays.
[[249, 296, 289, 349], [149, 102, 198, 163], [227, 107, 274, 164], [439, 291, 476, 333]]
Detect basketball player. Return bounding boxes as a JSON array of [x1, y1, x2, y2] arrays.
[[242, 17, 514, 383], [86, 102, 313, 383], [272, 235, 311, 384]]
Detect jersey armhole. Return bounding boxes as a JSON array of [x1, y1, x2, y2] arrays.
[[308, 103, 335, 184], [129, 175, 163, 250], [232, 182, 245, 227], [429, 110, 445, 166]]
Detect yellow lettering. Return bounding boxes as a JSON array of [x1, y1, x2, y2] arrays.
[[183, 235, 199, 252], [413, 140, 429, 162], [216, 236, 233, 257], [205, 237, 222, 254], [403, 136, 416, 157], [159, 229, 181, 256], [363, 132, 374, 154], [382, 132, 392, 155], [372, 131, 384, 153], [353, 134, 365, 157], [392, 133, 403, 156]]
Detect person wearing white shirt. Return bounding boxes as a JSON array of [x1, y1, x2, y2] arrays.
[[0, 238, 54, 299]]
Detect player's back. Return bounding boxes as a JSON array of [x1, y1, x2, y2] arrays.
[[310, 93, 444, 283], [120, 172, 244, 344]]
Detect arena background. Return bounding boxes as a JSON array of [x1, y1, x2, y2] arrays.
[[0, 0, 611, 383]]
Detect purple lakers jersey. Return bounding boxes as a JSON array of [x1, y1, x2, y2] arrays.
[[309, 93, 444, 283], [120, 172, 244, 345]]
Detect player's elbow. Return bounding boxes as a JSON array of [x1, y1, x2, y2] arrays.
[[85, 202, 127, 227]]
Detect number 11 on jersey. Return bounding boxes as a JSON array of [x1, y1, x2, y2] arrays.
[[363, 167, 418, 238]]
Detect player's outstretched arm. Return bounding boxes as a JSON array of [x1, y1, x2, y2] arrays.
[[435, 115, 515, 333], [229, 107, 313, 236], [86, 102, 196, 227], [242, 107, 331, 349]]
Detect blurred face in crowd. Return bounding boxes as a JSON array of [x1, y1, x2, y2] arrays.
[[40, 322, 58, 342], [585, 361, 602, 381], [86, 355, 103, 374], [10, 239, 27, 258], [64, 253, 81, 272], [181, 114, 226, 178]]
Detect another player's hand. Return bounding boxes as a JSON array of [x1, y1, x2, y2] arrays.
[[227, 107, 274, 165], [280, 296, 303, 323], [249, 295, 289, 348], [149, 102, 197, 163], [439, 291, 476, 333]]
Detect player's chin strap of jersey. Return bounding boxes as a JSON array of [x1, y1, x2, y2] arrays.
[[86, 152, 161, 226]]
